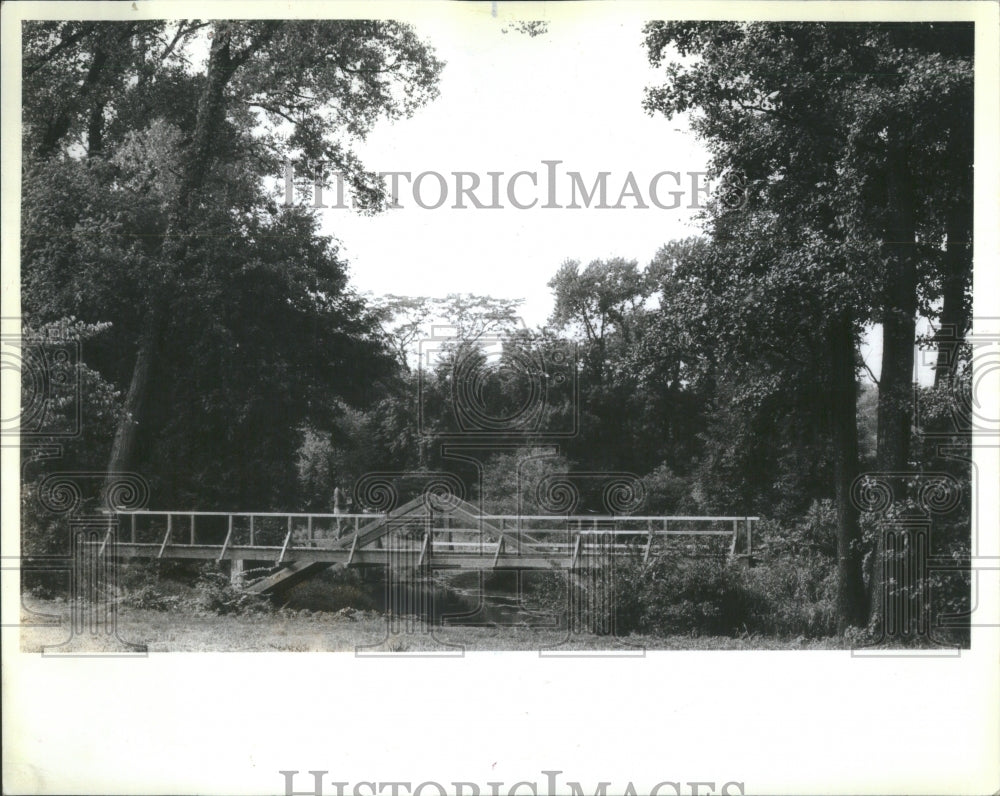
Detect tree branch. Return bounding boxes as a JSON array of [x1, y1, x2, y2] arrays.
[[248, 101, 298, 126], [160, 21, 210, 61], [25, 23, 97, 76], [859, 358, 880, 386], [228, 21, 282, 69]]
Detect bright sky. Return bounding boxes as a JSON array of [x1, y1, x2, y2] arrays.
[[292, 13, 928, 384], [321, 17, 709, 330]]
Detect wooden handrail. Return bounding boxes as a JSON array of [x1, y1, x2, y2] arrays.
[[117, 510, 758, 558], [115, 510, 760, 522]]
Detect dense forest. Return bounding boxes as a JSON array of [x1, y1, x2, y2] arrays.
[[20, 21, 973, 642]]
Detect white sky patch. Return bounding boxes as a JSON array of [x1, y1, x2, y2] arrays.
[[323, 18, 709, 329], [280, 15, 930, 385]]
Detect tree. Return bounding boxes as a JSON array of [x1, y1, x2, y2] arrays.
[[22, 21, 444, 501], [547, 258, 649, 378], [643, 21, 973, 630], [372, 293, 525, 367], [644, 21, 973, 474]]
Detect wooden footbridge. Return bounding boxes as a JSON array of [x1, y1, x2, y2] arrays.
[[104, 496, 757, 595]]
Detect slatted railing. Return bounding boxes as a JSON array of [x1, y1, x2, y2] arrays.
[[105, 511, 758, 566]]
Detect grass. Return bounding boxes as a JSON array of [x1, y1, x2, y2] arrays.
[[17, 595, 865, 653]]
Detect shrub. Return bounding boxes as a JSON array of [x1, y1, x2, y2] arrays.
[[117, 583, 180, 611], [614, 555, 746, 636], [192, 565, 271, 615], [734, 554, 838, 637], [609, 507, 842, 639], [611, 551, 839, 639], [642, 464, 693, 514], [733, 506, 839, 637]]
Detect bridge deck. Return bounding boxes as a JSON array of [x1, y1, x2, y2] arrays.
[[104, 507, 757, 564], [94, 499, 758, 593]]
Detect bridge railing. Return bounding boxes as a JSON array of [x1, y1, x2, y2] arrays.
[[112, 511, 384, 560], [415, 515, 758, 558], [110, 511, 758, 561]]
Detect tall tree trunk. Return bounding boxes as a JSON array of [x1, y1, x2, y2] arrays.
[[105, 303, 163, 484], [877, 146, 918, 473], [86, 100, 106, 158], [934, 163, 973, 386], [831, 315, 867, 631], [870, 143, 918, 630], [104, 27, 245, 483], [83, 46, 109, 158], [35, 25, 130, 158]]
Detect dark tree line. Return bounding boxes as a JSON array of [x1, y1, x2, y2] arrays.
[[639, 22, 972, 629], [21, 20, 442, 507]]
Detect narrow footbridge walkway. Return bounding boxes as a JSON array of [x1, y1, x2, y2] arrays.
[[106, 496, 757, 595]]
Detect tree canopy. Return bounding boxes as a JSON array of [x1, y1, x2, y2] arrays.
[[21, 20, 444, 507]]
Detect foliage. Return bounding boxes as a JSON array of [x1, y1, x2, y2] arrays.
[[613, 545, 838, 639], [372, 293, 525, 367], [476, 449, 572, 515], [117, 582, 181, 612], [638, 22, 973, 629], [18, 22, 973, 642], [641, 464, 694, 514], [23, 20, 444, 191], [21, 20, 443, 511], [615, 556, 739, 636], [19, 320, 125, 575], [859, 371, 973, 643], [192, 565, 272, 615], [548, 257, 649, 369]]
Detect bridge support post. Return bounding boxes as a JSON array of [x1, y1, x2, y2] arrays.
[[230, 559, 245, 586], [568, 533, 617, 636]]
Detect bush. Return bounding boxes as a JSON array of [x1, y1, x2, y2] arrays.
[[735, 555, 837, 637], [642, 464, 694, 514], [114, 560, 193, 611], [118, 583, 180, 611], [192, 565, 271, 615], [611, 551, 838, 639], [608, 507, 842, 639], [614, 555, 745, 636]]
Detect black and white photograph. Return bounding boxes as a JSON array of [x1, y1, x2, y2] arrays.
[[2, 2, 998, 794]]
